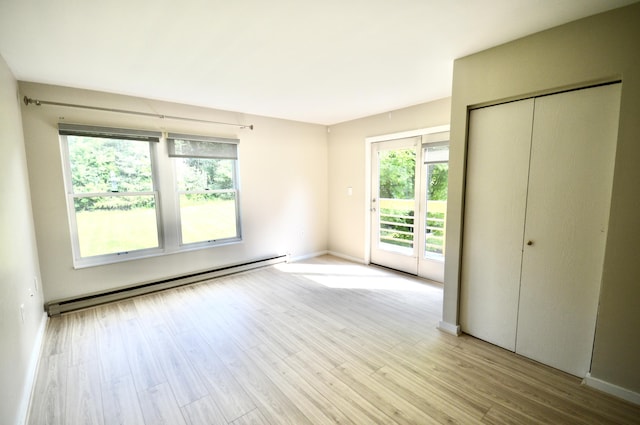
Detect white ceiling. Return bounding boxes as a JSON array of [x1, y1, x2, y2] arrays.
[[0, 0, 637, 125]]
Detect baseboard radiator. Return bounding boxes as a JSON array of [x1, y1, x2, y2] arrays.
[[45, 254, 288, 316]]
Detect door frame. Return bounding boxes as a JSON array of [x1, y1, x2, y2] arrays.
[[364, 125, 450, 278], [370, 136, 421, 275]]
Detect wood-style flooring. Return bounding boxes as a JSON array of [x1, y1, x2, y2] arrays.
[[28, 255, 640, 424]]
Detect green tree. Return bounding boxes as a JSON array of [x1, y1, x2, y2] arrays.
[[378, 149, 415, 199], [428, 164, 448, 201], [68, 136, 153, 211], [178, 158, 233, 191]]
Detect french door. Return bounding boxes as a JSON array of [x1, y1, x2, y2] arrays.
[[370, 134, 449, 281]]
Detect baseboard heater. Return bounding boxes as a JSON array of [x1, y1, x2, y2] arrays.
[[45, 254, 288, 316]]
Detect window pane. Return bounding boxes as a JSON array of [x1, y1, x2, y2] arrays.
[[378, 148, 415, 251], [175, 158, 234, 191], [74, 196, 159, 257], [180, 193, 237, 244], [67, 135, 153, 193], [424, 163, 448, 259]]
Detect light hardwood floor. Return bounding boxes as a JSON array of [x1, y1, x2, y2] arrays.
[[28, 255, 640, 424]]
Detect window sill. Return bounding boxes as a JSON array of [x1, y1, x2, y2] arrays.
[[72, 238, 243, 269]]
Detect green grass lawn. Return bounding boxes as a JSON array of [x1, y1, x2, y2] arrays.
[[76, 199, 236, 257], [179, 196, 237, 244]]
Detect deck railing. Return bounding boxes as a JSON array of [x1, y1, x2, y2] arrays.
[[378, 199, 446, 256]]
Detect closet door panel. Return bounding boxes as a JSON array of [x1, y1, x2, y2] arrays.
[[460, 99, 534, 351], [516, 84, 621, 377]]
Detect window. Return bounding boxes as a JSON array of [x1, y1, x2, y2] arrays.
[[168, 133, 241, 245], [423, 142, 449, 260], [59, 124, 162, 265], [60, 125, 242, 267]]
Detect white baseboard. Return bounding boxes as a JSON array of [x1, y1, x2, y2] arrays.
[[288, 250, 329, 263], [18, 311, 48, 425], [327, 250, 366, 264], [46, 255, 288, 315], [583, 373, 640, 406], [438, 320, 461, 336]]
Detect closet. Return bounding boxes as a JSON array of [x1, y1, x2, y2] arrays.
[[460, 83, 621, 377]]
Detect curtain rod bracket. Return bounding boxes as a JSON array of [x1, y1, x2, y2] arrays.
[[22, 96, 253, 130], [24, 96, 40, 106]]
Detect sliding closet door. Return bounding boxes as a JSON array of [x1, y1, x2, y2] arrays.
[[515, 84, 621, 377], [460, 99, 534, 350]]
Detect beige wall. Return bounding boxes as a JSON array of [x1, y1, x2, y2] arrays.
[[20, 82, 328, 303], [0, 56, 46, 425], [327, 99, 451, 261], [444, 3, 640, 394]]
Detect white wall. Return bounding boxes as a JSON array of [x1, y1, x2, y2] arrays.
[[327, 99, 451, 262], [19, 82, 328, 303], [443, 2, 640, 396], [0, 56, 46, 425]]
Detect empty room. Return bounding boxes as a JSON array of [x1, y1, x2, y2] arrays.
[[2, 1, 640, 424]]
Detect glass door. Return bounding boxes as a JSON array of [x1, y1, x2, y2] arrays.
[[370, 137, 420, 274], [370, 134, 449, 281]]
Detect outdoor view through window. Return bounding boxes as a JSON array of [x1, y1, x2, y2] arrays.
[[60, 125, 241, 266], [66, 134, 159, 258]]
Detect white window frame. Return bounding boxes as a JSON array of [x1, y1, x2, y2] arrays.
[[59, 124, 164, 268], [167, 133, 242, 247], [60, 125, 244, 268], [422, 140, 449, 262]]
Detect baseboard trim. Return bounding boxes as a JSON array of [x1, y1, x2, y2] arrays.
[[45, 255, 288, 315], [19, 311, 48, 425], [288, 250, 329, 263], [583, 373, 640, 406], [438, 320, 461, 336], [327, 251, 366, 264]]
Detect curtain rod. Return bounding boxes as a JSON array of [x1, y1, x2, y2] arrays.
[[23, 96, 254, 130]]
